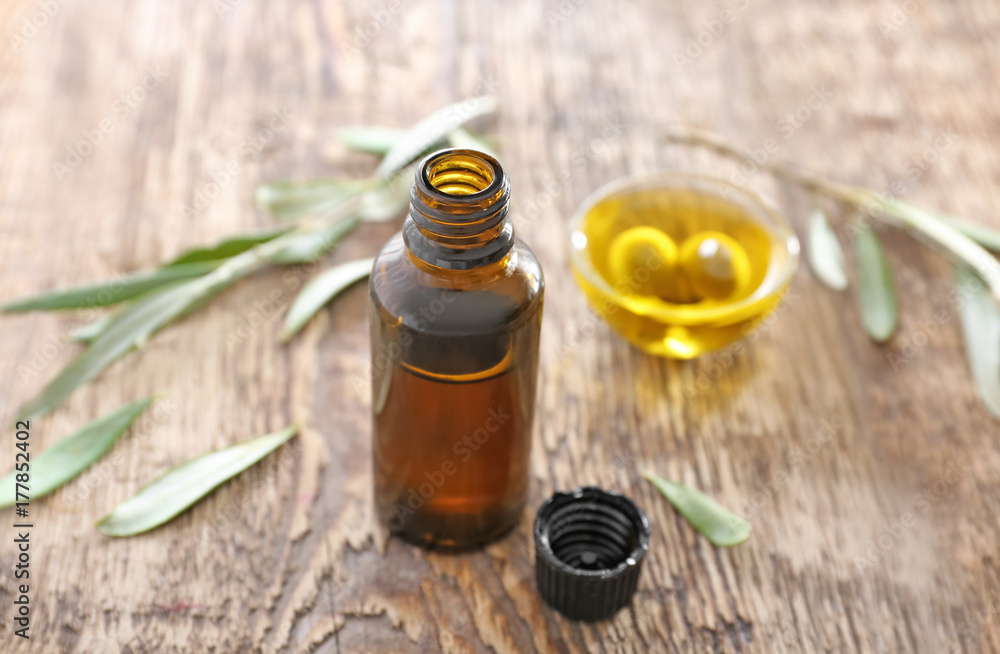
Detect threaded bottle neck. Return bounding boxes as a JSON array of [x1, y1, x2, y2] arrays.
[[403, 149, 514, 270]]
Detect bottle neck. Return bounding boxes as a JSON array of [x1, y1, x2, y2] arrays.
[[403, 149, 514, 270]]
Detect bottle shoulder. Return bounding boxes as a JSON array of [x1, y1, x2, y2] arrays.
[[370, 232, 544, 333]]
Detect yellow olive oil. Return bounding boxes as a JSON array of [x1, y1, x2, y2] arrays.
[[570, 179, 797, 358]]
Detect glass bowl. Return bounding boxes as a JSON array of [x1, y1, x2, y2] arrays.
[[568, 172, 800, 359]]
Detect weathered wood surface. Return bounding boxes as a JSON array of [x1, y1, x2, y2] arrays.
[[1, 0, 999, 651]]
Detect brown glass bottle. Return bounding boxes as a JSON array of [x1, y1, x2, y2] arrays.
[[369, 149, 544, 549]]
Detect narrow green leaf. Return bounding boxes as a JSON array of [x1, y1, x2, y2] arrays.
[[16, 256, 263, 420], [0, 397, 156, 508], [97, 425, 298, 536], [336, 127, 405, 155], [17, 226, 336, 419], [447, 128, 498, 158], [76, 285, 229, 347], [268, 216, 361, 264], [955, 265, 1000, 420], [361, 186, 410, 222], [807, 206, 848, 291], [868, 196, 1000, 304], [75, 285, 228, 345], [337, 125, 496, 159], [69, 314, 115, 343], [255, 179, 365, 220], [854, 225, 899, 343], [941, 216, 1000, 253], [375, 96, 499, 180], [281, 258, 373, 341], [1, 262, 218, 313], [165, 226, 292, 266], [3, 227, 295, 314], [360, 164, 415, 222], [19, 282, 204, 420], [644, 473, 751, 547]]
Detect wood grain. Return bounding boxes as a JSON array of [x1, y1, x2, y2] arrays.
[[1, 0, 999, 652]]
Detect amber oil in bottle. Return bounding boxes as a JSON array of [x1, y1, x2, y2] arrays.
[[369, 149, 544, 549]]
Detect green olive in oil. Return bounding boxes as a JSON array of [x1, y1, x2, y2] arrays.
[[569, 173, 799, 359]]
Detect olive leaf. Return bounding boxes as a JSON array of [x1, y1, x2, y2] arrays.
[[165, 226, 292, 265], [0, 397, 156, 508], [1, 261, 219, 313], [361, 186, 410, 222], [281, 258, 373, 342], [268, 215, 360, 264], [255, 179, 367, 220], [69, 314, 115, 343], [336, 127, 406, 155], [19, 281, 216, 420], [361, 164, 415, 222], [375, 96, 499, 180], [338, 125, 498, 161], [97, 425, 297, 537], [955, 265, 1000, 419], [807, 205, 848, 291], [14, 232, 296, 421], [862, 197, 1000, 303], [447, 127, 498, 158], [854, 224, 898, 343], [644, 473, 751, 547], [16, 217, 357, 419], [942, 216, 1000, 253], [3, 227, 296, 313]]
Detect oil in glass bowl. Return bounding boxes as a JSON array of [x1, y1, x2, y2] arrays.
[[569, 173, 799, 358]]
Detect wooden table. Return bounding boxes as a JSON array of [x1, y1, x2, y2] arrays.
[[2, 0, 999, 651]]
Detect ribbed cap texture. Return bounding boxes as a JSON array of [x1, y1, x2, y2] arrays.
[[533, 487, 651, 622]]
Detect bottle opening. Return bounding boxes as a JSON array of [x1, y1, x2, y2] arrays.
[[426, 151, 496, 196], [406, 148, 513, 269]]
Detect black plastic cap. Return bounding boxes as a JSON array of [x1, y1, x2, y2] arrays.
[[533, 487, 651, 622]]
